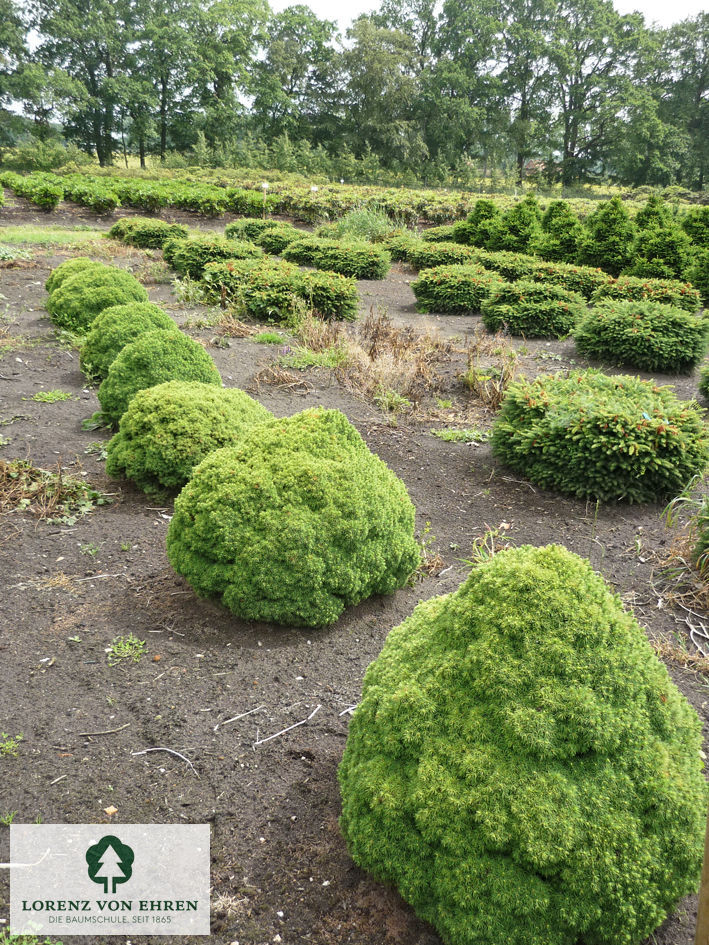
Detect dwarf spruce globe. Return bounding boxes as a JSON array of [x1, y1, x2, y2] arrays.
[[166, 408, 420, 627], [339, 544, 707, 945], [45, 257, 110, 295], [79, 302, 177, 379], [47, 268, 148, 333]]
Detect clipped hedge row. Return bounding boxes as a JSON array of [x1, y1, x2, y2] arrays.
[[481, 281, 586, 338]]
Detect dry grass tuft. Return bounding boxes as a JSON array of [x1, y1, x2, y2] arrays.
[[217, 314, 260, 338], [463, 328, 520, 410], [250, 363, 313, 391], [0, 458, 107, 523], [652, 637, 709, 675]]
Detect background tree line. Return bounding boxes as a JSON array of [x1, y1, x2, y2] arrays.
[[0, 0, 707, 189]]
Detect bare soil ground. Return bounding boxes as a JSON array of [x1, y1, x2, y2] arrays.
[[0, 192, 707, 945]]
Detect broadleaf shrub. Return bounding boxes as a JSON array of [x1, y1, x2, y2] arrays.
[[105, 380, 271, 495], [339, 543, 707, 945], [492, 369, 708, 502], [412, 265, 503, 314], [80, 302, 178, 379], [98, 330, 222, 425], [481, 281, 585, 338], [166, 408, 421, 627], [575, 301, 708, 373], [47, 268, 148, 333], [163, 234, 263, 278], [591, 275, 702, 312]]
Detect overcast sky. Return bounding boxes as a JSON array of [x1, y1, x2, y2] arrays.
[[270, 0, 705, 29]]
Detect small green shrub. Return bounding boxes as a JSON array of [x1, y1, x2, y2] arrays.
[[47, 268, 148, 333], [200, 258, 272, 303], [466, 248, 539, 281], [492, 369, 708, 501], [105, 381, 271, 495], [482, 281, 585, 338], [98, 330, 222, 426], [225, 218, 281, 241], [421, 224, 458, 243], [255, 223, 303, 254], [578, 196, 636, 275], [45, 258, 109, 295], [575, 301, 708, 373], [526, 260, 612, 300], [682, 206, 709, 248], [688, 248, 709, 304], [485, 194, 542, 253], [625, 223, 693, 281], [79, 302, 177, 379], [452, 199, 500, 247], [374, 232, 424, 262], [108, 217, 189, 249], [166, 408, 420, 627], [412, 265, 503, 314], [591, 275, 702, 312], [300, 270, 359, 320], [339, 543, 707, 945], [163, 234, 263, 278], [237, 267, 305, 323], [530, 200, 585, 262], [407, 241, 476, 270], [284, 237, 391, 279]]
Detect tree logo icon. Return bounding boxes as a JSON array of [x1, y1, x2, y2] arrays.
[[86, 835, 134, 894]]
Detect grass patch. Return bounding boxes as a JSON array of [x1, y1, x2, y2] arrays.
[[0, 458, 110, 524], [0, 224, 105, 246], [431, 427, 489, 443], [254, 331, 285, 344], [30, 389, 74, 403], [278, 344, 348, 370]]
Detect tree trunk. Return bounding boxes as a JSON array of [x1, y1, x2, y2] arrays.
[[160, 74, 168, 163]]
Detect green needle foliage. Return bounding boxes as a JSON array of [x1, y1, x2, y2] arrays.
[[575, 300, 709, 373], [591, 274, 702, 312], [492, 370, 708, 502], [166, 408, 420, 627], [481, 281, 585, 338], [45, 257, 109, 294], [412, 264, 503, 314], [578, 196, 637, 276], [283, 236, 391, 279], [80, 302, 177, 379], [163, 234, 263, 278], [47, 268, 148, 333], [339, 544, 707, 945], [108, 217, 189, 248], [106, 381, 271, 495], [98, 329, 222, 426]]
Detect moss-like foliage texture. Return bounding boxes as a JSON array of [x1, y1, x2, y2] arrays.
[[45, 257, 109, 295], [166, 408, 420, 627], [492, 370, 708, 502], [412, 265, 502, 314], [482, 281, 585, 338], [47, 268, 149, 333], [339, 543, 707, 945], [98, 329, 222, 426], [105, 381, 271, 495], [80, 302, 178, 379], [575, 300, 708, 374]]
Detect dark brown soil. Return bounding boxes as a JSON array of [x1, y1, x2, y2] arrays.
[[0, 194, 707, 945]]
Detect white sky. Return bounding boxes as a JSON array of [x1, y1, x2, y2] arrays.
[[270, 0, 705, 29]]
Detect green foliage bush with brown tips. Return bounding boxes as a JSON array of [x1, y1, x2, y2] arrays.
[[255, 223, 303, 254], [79, 303, 178, 379], [283, 236, 391, 279], [98, 329, 222, 426], [225, 218, 282, 241], [108, 217, 189, 248], [166, 408, 420, 627], [452, 198, 500, 247], [482, 281, 585, 338], [492, 369, 708, 502], [530, 200, 585, 263], [407, 241, 476, 270], [47, 268, 149, 333], [412, 264, 503, 314], [421, 224, 458, 243], [45, 257, 110, 295], [374, 231, 424, 262], [163, 234, 263, 278], [300, 270, 359, 320], [105, 381, 271, 495], [591, 275, 702, 312], [575, 300, 708, 373], [339, 542, 707, 945], [485, 194, 543, 253]]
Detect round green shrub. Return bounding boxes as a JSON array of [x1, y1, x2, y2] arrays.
[[526, 260, 612, 300], [98, 330, 222, 426], [109, 218, 189, 249], [407, 241, 476, 270], [166, 408, 421, 627], [625, 223, 693, 281], [236, 266, 305, 323], [492, 369, 708, 502], [339, 543, 707, 945], [105, 381, 271, 495], [163, 235, 263, 278], [688, 248, 709, 304], [591, 275, 702, 313], [79, 302, 178, 379], [375, 232, 424, 262], [284, 237, 391, 279], [466, 248, 538, 281], [200, 258, 274, 304], [47, 268, 149, 333], [45, 257, 109, 295], [225, 218, 281, 241], [255, 223, 303, 255], [412, 264, 503, 314], [300, 270, 359, 320], [421, 224, 458, 243], [575, 300, 708, 373], [578, 196, 637, 276], [482, 281, 585, 338]]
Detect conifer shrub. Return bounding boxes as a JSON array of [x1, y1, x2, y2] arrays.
[[163, 234, 263, 278], [575, 301, 708, 374], [683, 206, 709, 248], [578, 196, 636, 275], [255, 223, 303, 254], [98, 330, 222, 426], [485, 194, 543, 253], [492, 369, 708, 501], [166, 408, 420, 627], [481, 281, 585, 338], [283, 237, 391, 279], [338, 543, 707, 945], [225, 218, 282, 241], [635, 194, 670, 230], [625, 223, 693, 281], [526, 260, 612, 300], [105, 381, 271, 495], [452, 198, 500, 247], [530, 200, 585, 262], [412, 265, 503, 314], [407, 241, 476, 270], [466, 248, 538, 281], [45, 257, 110, 295], [591, 275, 701, 312], [108, 217, 189, 249], [422, 224, 458, 242], [200, 258, 271, 303], [374, 232, 424, 262], [688, 249, 709, 304], [300, 270, 359, 320], [79, 303, 178, 379], [699, 366, 709, 400], [236, 266, 305, 323], [47, 268, 149, 333]]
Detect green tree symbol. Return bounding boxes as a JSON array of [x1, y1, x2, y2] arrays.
[[86, 835, 134, 894]]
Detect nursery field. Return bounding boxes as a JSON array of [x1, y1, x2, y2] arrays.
[[1, 187, 709, 945]]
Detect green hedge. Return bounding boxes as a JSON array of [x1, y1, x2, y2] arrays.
[[105, 380, 271, 495], [575, 301, 709, 374], [591, 275, 702, 313], [98, 329, 222, 426], [481, 281, 585, 338], [108, 217, 189, 248], [492, 369, 708, 502], [421, 224, 458, 243], [166, 408, 420, 627], [45, 258, 110, 295], [300, 270, 359, 320], [407, 241, 476, 270], [47, 268, 148, 333], [255, 223, 303, 254], [80, 302, 178, 379], [284, 236, 391, 279], [225, 218, 282, 241], [412, 264, 503, 314], [374, 232, 425, 262], [163, 234, 263, 278], [339, 543, 707, 945]]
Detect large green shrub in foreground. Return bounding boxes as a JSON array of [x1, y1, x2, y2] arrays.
[[492, 370, 708, 502], [45, 257, 109, 295], [339, 543, 707, 945], [575, 301, 708, 374], [166, 408, 420, 627], [106, 381, 271, 495], [412, 264, 502, 314], [47, 268, 148, 333], [482, 281, 585, 338], [98, 330, 222, 426], [79, 302, 178, 379]]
